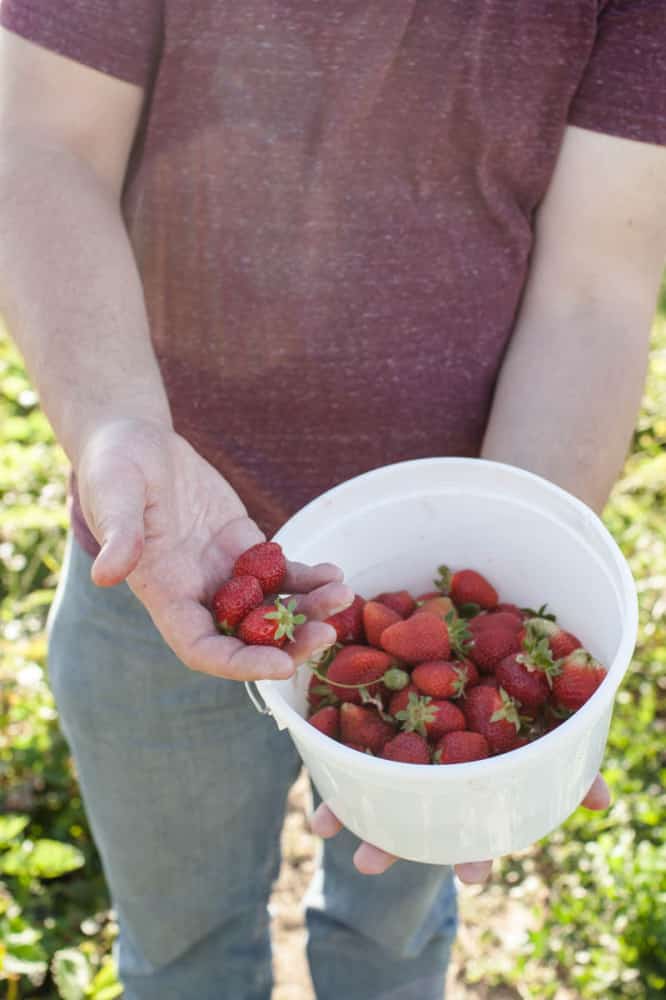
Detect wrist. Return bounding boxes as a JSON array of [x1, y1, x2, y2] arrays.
[[72, 412, 174, 477]]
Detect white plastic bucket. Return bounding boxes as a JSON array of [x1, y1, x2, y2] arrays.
[[253, 458, 638, 865]]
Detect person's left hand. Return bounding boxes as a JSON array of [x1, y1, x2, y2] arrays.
[[310, 772, 611, 882]]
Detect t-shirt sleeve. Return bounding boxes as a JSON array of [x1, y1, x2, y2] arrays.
[[0, 0, 162, 88], [568, 0, 666, 146]]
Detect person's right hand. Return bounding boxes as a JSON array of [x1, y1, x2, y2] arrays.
[[76, 419, 352, 681]]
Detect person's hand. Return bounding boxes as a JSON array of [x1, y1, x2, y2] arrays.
[[310, 773, 611, 881], [77, 418, 352, 680]]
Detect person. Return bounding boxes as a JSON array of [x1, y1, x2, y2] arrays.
[[1, 2, 664, 998]]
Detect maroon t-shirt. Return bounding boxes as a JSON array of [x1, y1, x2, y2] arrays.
[[2, 1, 665, 553]]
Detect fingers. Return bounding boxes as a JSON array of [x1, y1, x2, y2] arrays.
[[150, 597, 296, 681], [353, 843, 398, 875], [214, 516, 267, 564], [288, 581, 355, 622], [283, 620, 338, 666], [580, 773, 612, 811], [310, 804, 398, 875], [284, 560, 346, 593], [310, 803, 343, 838], [88, 464, 147, 587], [454, 860, 493, 884], [92, 528, 145, 588]]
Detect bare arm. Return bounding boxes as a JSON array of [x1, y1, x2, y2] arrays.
[[0, 29, 349, 677], [0, 28, 171, 467], [481, 125, 666, 514]]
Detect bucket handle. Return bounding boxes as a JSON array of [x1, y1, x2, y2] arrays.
[[244, 681, 273, 716]]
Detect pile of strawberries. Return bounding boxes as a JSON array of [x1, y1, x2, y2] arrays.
[[209, 543, 608, 766], [306, 565, 607, 765]]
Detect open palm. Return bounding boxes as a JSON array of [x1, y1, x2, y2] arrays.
[[77, 419, 351, 680]]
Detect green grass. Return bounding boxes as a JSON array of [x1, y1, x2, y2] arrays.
[[0, 279, 665, 999]]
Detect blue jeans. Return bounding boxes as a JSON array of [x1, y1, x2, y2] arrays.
[[47, 536, 457, 999]]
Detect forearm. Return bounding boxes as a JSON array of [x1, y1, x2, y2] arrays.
[[0, 137, 172, 469], [481, 291, 655, 515]]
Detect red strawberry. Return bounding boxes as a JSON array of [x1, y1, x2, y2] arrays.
[[388, 683, 420, 717], [233, 541, 287, 594], [381, 732, 431, 764], [237, 597, 306, 647], [362, 600, 402, 647], [394, 690, 465, 740], [423, 700, 466, 741], [552, 650, 607, 710], [343, 742, 371, 754], [463, 685, 523, 754], [437, 566, 498, 611], [456, 658, 480, 690], [469, 626, 521, 673], [411, 660, 471, 699], [211, 575, 264, 634], [412, 596, 456, 620], [495, 602, 527, 621], [469, 612, 522, 635], [308, 706, 340, 739], [325, 594, 366, 644], [307, 672, 338, 711], [476, 675, 499, 688], [340, 703, 396, 753], [519, 617, 582, 660], [495, 653, 550, 710], [434, 731, 490, 764], [325, 645, 393, 704], [372, 590, 417, 618], [380, 614, 450, 663], [415, 590, 442, 602], [542, 702, 574, 732]]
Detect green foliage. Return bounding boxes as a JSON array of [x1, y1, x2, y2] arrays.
[[0, 281, 665, 999]]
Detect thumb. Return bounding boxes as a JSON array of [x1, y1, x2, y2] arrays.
[[86, 466, 147, 587]]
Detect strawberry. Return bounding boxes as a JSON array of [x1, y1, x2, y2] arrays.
[[325, 645, 394, 704], [469, 612, 522, 635], [381, 732, 431, 764], [308, 705, 340, 739], [476, 675, 499, 688], [211, 575, 264, 634], [415, 590, 442, 602], [422, 700, 466, 741], [394, 690, 464, 740], [307, 672, 338, 711], [519, 617, 582, 660], [412, 596, 456, 620], [362, 600, 402, 647], [456, 658, 480, 690], [434, 730, 490, 764], [237, 597, 306, 647], [325, 594, 366, 643], [463, 685, 524, 754], [411, 660, 471, 699], [233, 541, 287, 594], [542, 702, 574, 732], [380, 613, 450, 663], [340, 703, 396, 753], [372, 590, 417, 618], [387, 683, 420, 717], [495, 653, 550, 709], [495, 602, 527, 621], [469, 626, 521, 673], [437, 565, 498, 611], [552, 650, 607, 710], [343, 742, 372, 754]]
